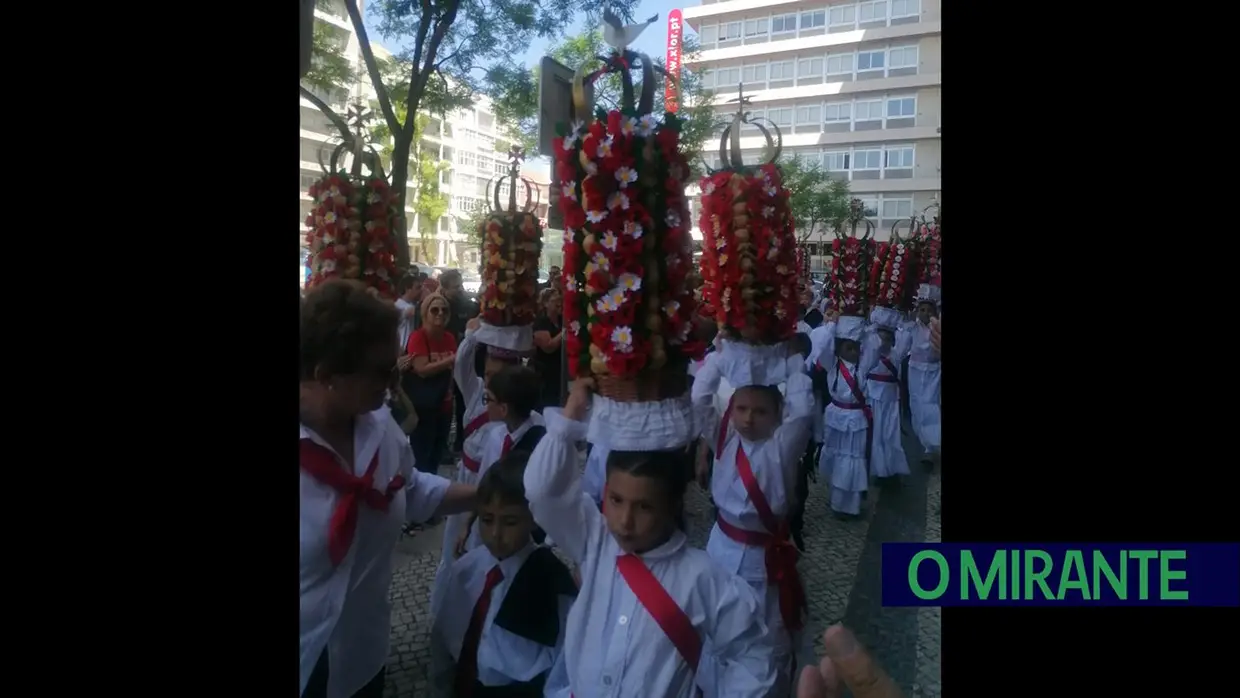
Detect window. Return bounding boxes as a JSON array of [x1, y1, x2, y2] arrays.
[[742, 108, 765, 131], [714, 66, 740, 87], [882, 198, 913, 219], [768, 107, 793, 127], [826, 53, 854, 76], [891, 0, 919, 18], [772, 13, 797, 34], [721, 22, 742, 40], [796, 104, 822, 124], [700, 25, 718, 44], [769, 60, 795, 80], [800, 10, 826, 29], [889, 46, 919, 69], [797, 58, 824, 79], [457, 151, 477, 167], [855, 99, 884, 121], [822, 151, 851, 172], [699, 69, 715, 88], [478, 156, 495, 173], [439, 217, 451, 232], [441, 169, 453, 185], [884, 146, 915, 169], [854, 149, 882, 170], [856, 197, 879, 217], [887, 96, 916, 118], [857, 51, 886, 72], [829, 5, 856, 27], [742, 63, 768, 83], [494, 161, 508, 176], [824, 102, 852, 123], [477, 112, 495, 131], [744, 18, 768, 37], [859, 1, 888, 22]]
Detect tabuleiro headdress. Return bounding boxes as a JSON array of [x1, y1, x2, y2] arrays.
[[475, 146, 544, 353], [553, 10, 704, 450], [304, 105, 401, 298], [698, 85, 799, 387], [911, 203, 942, 309], [827, 200, 878, 341]]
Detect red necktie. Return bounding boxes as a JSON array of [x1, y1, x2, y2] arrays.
[[502, 434, 514, 457], [454, 565, 504, 698], [299, 439, 405, 566]]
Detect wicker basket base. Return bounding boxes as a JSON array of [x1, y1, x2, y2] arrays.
[[594, 369, 689, 402]]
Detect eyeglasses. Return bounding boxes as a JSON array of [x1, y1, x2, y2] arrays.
[[429, 306, 447, 316]]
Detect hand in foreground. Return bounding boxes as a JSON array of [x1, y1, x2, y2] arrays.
[[928, 318, 940, 354], [466, 317, 481, 331], [564, 378, 594, 422], [397, 355, 415, 371], [797, 624, 904, 698]]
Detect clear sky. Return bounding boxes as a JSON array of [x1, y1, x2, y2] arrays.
[[363, 0, 690, 175]]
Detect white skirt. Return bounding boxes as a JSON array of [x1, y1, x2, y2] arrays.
[[907, 362, 941, 452], [868, 395, 909, 478], [819, 426, 868, 515]]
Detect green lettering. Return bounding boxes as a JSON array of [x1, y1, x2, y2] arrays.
[[1092, 550, 1127, 600], [1159, 550, 1188, 601], [1128, 550, 1157, 600], [1010, 549, 1020, 600], [909, 551, 949, 599], [1023, 550, 1054, 600], [1057, 550, 1091, 600], [961, 550, 1005, 600]]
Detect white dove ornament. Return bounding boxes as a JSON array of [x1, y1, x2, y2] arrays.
[[602, 8, 659, 53]]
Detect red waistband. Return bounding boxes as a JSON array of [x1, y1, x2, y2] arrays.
[[831, 399, 866, 409], [460, 453, 481, 473], [715, 513, 772, 546]]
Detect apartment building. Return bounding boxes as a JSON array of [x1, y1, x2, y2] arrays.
[[299, 0, 534, 270], [683, 0, 941, 255]]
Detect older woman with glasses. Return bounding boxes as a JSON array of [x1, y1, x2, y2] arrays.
[[300, 280, 476, 698], [402, 292, 457, 480]]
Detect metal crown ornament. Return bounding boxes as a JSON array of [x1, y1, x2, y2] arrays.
[[698, 85, 798, 344], [479, 146, 543, 328]]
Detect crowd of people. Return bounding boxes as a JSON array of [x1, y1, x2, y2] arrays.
[[299, 273, 941, 698]]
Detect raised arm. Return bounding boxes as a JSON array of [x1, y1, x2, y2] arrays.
[[690, 352, 724, 443], [522, 386, 606, 566], [453, 321, 484, 407], [892, 324, 914, 363], [807, 321, 837, 371], [774, 368, 815, 479]]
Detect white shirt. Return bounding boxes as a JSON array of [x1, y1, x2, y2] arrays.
[[299, 409, 451, 698], [464, 413, 547, 551], [451, 327, 493, 477], [524, 408, 779, 698], [395, 297, 417, 351], [430, 541, 573, 696]]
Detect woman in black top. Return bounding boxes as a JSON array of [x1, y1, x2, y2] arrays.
[[530, 287, 563, 410]]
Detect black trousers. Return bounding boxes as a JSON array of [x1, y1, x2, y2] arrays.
[[302, 650, 385, 698], [410, 406, 446, 474], [790, 442, 818, 543], [471, 672, 547, 698]]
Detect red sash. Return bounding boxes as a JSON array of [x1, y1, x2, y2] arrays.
[[836, 360, 874, 466], [722, 446, 806, 632], [459, 412, 491, 473], [616, 554, 703, 677], [299, 440, 405, 566], [463, 411, 489, 440]]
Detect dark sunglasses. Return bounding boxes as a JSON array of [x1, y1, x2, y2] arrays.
[[428, 306, 447, 316]]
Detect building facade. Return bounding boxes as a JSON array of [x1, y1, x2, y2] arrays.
[[683, 0, 941, 266], [299, 0, 534, 272]]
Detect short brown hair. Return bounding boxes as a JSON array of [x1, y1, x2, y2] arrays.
[[300, 280, 400, 380]]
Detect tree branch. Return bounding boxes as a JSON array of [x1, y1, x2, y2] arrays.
[[344, 0, 402, 134], [404, 0, 462, 138], [299, 85, 356, 146]]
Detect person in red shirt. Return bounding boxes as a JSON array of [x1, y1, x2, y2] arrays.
[[403, 292, 457, 477]]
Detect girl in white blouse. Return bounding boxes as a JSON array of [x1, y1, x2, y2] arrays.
[[299, 280, 479, 698], [523, 379, 779, 698]]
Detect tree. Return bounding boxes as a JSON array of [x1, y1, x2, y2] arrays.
[[303, 0, 643, 270], [488, 29, 717, 179], [780, 155, 853, 244]]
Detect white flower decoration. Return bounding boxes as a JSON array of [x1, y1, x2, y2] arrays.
[[624, 221, 644, 239], [611, 326, 635, 353], [617, 273, 642, 292], [621, 117, 638, 136], [762, 206, 775, 219], [663, 300, 681, 317], [608, 191, 631, 211], [597, 136, 614, 159], [562, 182, 577, 200], [615, 167, 638, 188], [586, 210, 608, 224], [602, 231, 618, 251], [665, 210, 682, 227], [637, 114, 658, 137]]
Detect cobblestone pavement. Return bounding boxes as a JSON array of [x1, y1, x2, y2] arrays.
[[384, 437, 941, 697]]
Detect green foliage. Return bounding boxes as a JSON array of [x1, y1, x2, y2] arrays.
[[488, 30, 717, 177], [304, 21, 359, 94], [779, 155, 854, 242]]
